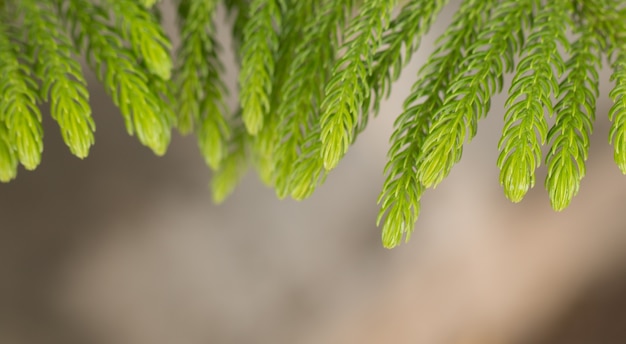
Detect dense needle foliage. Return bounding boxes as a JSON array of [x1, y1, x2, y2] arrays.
[[0, 0, 624, 248]]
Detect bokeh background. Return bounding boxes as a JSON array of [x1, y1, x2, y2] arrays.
[[2, 1, 626, 343]]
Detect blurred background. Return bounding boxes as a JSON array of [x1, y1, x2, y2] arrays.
[[2, 1, 626, 343]]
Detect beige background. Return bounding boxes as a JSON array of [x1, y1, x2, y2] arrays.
[[2, 1, 626, 343]]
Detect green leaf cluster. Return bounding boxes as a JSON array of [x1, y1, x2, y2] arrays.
[[0, 0, 625, 248]]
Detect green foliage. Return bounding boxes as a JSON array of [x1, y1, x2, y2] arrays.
[[498, 0, 570, 203], [211, 119, 250, 203], [0, 21, 43, 171], [418, 0, 532, 189], [0, 123, 18, 182], [20, 0, 94, 159], [378, 0, 493, 248], [141, 0, 159, 7], [238, 0, 282, 135], [545, 1, 603, 211], [319, 0, 397, 171], [608, 3, 626, 174], [273, 0, 353, 198], [1, 0, 626, 248], [365, 0, 449, 116], [64, 0, 172, 155], [174, 0, 230, 170], [106, 0, 172, 80]]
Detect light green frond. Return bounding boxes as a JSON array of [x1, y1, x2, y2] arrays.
[[249, 0, 308, 186], [608, 4, 626, 174], [66, 0, 171, 155], [498, 0, 571, 203], [224, 0, 250, 52], [378, 0, 492, 248], [239, 0, 282, 135], [599, 0, 626, 50], [252, 120, 277, 185], [105, 0, 172, 80], [0, 123, 18, 182], [197, 98, 230, 171], [273, 0, 353, 198], [21, 0, 94, 159], [609, 52, 626, 173], [545, 4, 602, 211], [365, 0, 448, 118], [320, 0, 398, 171], [174, 0, 230, 170], [0, 22, 43, 171], [140, 0, 159, 8], [174, 0, 216, 134], [417, 0, 532, 189], [211, 120, 250, 203], [288, 128, 327, 200]]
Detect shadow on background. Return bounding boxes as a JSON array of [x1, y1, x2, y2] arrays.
[[533, 265, 626, 344]]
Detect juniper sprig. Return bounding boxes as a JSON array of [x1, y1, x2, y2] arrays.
[[174, 0, 230, 170], [105, 0, 172, 80], [270, 0, 321, 197], [276, 0, 353, 199], [273, 0, 346, 198], [416, 0, 532, 189], [0, 123, 18, 182], [497, 0, 571, 203], [364, 0, 448, 118], [64, 0, 172, 155], [609, 53, 626, 169], [140, 0, 158, 7], [545, 3, 603, 211], [20, 0, 94, 159], [248, 0, 308, 186], [238, 0, 283, 135], [224, 0, 250, 50], [211, 119, 250, 203], [319, 0, 398, 171], [288, 126, 328, 200], [608, 4, 626, 174], [0, 21, 43, 171], [174, 0, 215, 134], [377, 0, 494, 248]]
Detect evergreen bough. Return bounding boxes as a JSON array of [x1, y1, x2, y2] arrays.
[[0, 0, 625, 248]]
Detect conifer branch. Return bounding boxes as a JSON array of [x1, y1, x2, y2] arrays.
[[365, 0, 448, 117], [416, 0, 532, 188], [239, 0, 283, 135], [105, 0, 172, 80], [377, 0, 493, 248], [212, 120, 250, 203], [498, 0, 571, 203], [320, 0, 398, 171], [275, 0, 354, 199], [0, 123, 18, 182], [174, 0, 230, 170], [288, 126, 328, 200], [224, 0, 250, 51], [608, 4, 626, 174], [64, 0, 172, 155], [21, 0, 94, 159], [265, 0, 316, 194], [0, 21, 43, 171], [545, 3, 603, 211], [609, 52, 626, 173], [140, 0, 158, 8], [249, 1, 307, 185]]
